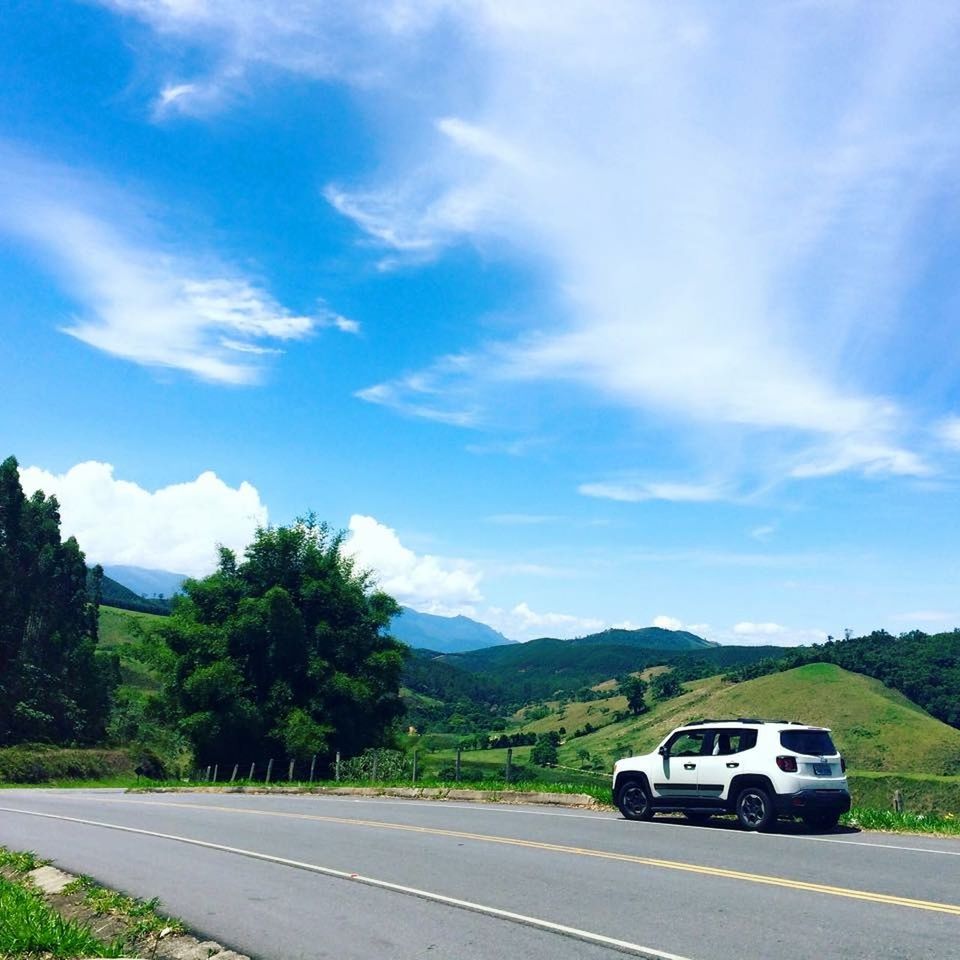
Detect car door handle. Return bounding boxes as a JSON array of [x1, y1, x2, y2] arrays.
[[683, 763, 696, 770], [726, 762, 739, 768]]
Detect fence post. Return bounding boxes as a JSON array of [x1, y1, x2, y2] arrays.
[[335, 750, 341, 782], [205, 765, 211, 782], [455, 748, 462, 783], [505, 747, 513, 784], [212, 764, 218, 784], [412, 750, 418, 784], [309, 754, 317, 784], [372, 752, 379, 782], [288, 759, 295, 782], [230, 764, 238, 784], [266, 758, 274, 785], [248, 762, 256, 782], [893, 789, 904, 813]]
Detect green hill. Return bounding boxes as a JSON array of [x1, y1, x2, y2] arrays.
[[89, 569, 172, 615], [547, 663, 960, 775], [571, 626, 716, 650]]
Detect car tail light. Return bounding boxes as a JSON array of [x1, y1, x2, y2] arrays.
[[841, 757, 846, 773], [776, 755, 798, 772]]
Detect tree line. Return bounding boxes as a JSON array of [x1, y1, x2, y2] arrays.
[[1, 456, 407, 772]]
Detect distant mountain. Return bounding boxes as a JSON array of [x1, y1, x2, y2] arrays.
[[102, 565, 188, 599], [571, 626, 717, 651], [89, 569, 172, 615], [390, 607, 517, 653]]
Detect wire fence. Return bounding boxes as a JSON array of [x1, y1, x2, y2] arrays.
[[186, 747, 606, 787]]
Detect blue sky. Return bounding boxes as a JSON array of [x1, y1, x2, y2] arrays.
[[3, 1, 960, 643]]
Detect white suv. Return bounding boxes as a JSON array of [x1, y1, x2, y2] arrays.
[[612, 718, 850, 831]]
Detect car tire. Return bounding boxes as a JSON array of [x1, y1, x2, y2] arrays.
[[802, 811, 840, 832], [617, 778, 653, 821], [736, 785, 776, 831], [683, 811, 712, 824]]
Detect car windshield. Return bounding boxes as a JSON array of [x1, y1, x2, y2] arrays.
[[780, 730, 837, 756]]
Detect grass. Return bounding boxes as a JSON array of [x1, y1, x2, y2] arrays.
[[0, 849, 43, 873], [65, 875, 183, 941], [97, 605, 164, 650], [98, 605, 164, 694], [0, 875, 125, 959], [843, 807, 960, 835]]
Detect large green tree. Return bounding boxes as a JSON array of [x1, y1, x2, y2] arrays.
[[151, 518, 407, 765], [0, 455, 115, 745]]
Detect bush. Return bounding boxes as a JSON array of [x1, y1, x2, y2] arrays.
[[336, 749, 409, 781], [0, 746, 134, 784]]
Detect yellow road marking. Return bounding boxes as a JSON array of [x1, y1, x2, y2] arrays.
[[73, 795, 960, 916]]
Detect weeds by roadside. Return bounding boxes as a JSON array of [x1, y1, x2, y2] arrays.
[[0, 874, 125, 959], [842, 807, 960, 836]]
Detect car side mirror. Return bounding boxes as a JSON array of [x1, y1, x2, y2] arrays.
[[658, 746, 668, 756]]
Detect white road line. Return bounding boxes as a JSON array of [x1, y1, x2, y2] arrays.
[[0, 804, 694, 960]]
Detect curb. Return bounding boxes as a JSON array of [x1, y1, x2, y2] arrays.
[[133, 784, 607, 809]]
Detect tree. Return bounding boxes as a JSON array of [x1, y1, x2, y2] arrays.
[[651, 671, 682, 701], [530, 731, 559, 766], [0, 455, 115, 745], [149, 518, 407, 765], [621, 676, 649, 716]]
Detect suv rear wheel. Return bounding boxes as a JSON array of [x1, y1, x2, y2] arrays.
[[617, 778, 653, 821], [736, 785, 776, 831]]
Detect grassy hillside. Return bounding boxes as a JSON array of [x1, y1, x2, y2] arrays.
[[97, 605, 163, 693], [482, 664, 960, 775]]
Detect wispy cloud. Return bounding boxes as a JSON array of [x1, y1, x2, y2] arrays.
[[750, 523, 777, 542], [0, 145, 353, 383], [96, 2, 960, 484], [579, 480, 729, 504]]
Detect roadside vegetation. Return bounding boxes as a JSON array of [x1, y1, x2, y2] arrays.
[[0, 848, 121, 960], [0, 846, 184, 959]]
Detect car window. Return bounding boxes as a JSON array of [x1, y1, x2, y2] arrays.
[[666, 731, 706, 756], [706, 730, 758, 755], [780, 730, 836, 756]]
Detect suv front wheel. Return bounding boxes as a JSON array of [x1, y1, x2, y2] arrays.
[[617, 778, 653, 821], [736, 785, 776, 831]]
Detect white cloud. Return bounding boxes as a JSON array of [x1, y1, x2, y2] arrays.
[[0, 145, 357, 384], [343, 515, 483, 611], [18, 461, 267, 577], [652, 615, 683, 631], [934, 417, 960, 450], [484, 602, 603, 642], [750, 523, 777, 542], [727, 621, 828, 647], [579, 480, 728, 504], [734, 621, 787, 636]]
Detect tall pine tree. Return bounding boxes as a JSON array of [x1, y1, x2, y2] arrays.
[[0, 456, 115, 745]]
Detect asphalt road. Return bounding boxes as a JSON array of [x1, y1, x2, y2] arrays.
[[0, 790, 958, 960]]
